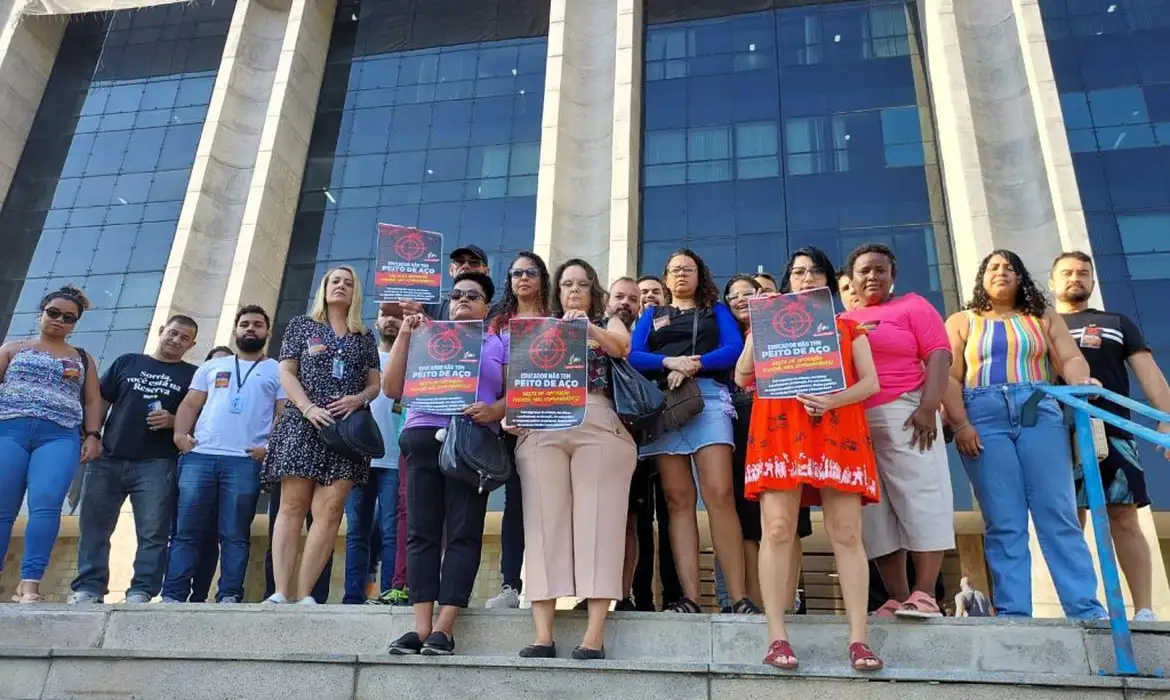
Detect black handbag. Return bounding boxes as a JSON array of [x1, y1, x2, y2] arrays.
[[658, 311, 704, 432], [610, 357, 665, 433], [439, 415, 514, 494], [319, 408, 386, 461]]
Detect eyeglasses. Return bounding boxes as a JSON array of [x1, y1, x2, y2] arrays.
[[559, 280, 592, 291], [667, 265, 697, 277], [790, 266, 825, 279], [726, 292, 757, 303], [509, 268, 540, 279], [43, 307, 79, 324], [452, 258, 484, 268], [448, 289, 484, 302]]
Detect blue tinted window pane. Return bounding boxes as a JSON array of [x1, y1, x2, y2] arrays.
[[0, 2, 232, 369]]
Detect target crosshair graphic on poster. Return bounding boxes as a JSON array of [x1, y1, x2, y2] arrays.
[[529, 327, 567, 370], [771, 301, 813, 340], [394, 229, 426, 262], [427, 327, 463, 362]]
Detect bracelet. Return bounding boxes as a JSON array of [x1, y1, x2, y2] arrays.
[[951, 421, 970, 433], [84, 430, 101, 439]]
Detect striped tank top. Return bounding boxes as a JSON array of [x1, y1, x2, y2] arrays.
[[963, 312, 1052, 388]]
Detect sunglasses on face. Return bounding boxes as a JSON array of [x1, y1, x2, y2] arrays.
[[448, 289, 484, 302], [43, 307, 79, 324], [509, 268, 540, 279]]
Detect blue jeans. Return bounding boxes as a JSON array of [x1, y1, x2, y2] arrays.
[[162, 453, 261, 602], [0, 417, 80, 580], [960, 384, 1106, 619], [168, 504, 221, 603], [343, 467, 399, 603], [72, 458, 176, 598]]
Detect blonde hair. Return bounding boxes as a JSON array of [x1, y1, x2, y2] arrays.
[[310, 265, 366, 334]]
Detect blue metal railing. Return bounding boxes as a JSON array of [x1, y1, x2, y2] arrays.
[[1034, 385, 1170, 677]]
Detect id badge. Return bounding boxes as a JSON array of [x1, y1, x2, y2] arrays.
[[332, 357, 344, 380], [230, 396, 244, 414]]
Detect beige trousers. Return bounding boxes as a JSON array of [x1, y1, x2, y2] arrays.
[[515, 394, 637, 602]]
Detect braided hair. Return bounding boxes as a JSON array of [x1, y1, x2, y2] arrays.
[[966, 249, 1048, 318]]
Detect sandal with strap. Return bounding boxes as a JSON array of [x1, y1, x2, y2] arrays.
[[848, 641, 883, 671], [895, 590, 943, 619], [763, 640, 799, 670], [870, 599, 900, 619], [664, 597, 702, 614]]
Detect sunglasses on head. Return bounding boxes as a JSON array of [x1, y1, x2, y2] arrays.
[[509, 268, 540, 279], [448, 289, 484, 302], [43, 307, 79, 324]]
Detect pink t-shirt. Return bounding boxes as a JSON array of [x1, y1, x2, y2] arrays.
[[841, 293, 950, 409]]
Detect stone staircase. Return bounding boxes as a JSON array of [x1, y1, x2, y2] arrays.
[[1, 605, 1168, 699]]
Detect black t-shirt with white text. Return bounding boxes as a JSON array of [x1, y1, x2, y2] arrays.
[[100, 353, 198, 460], [1061, 308, 1148, 438]]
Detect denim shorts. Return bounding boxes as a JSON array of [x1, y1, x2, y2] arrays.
[[639, 377, 735, 458]]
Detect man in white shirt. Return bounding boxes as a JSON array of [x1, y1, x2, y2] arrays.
[[343, 303, 404, 604], [162, 305, 285, 603]]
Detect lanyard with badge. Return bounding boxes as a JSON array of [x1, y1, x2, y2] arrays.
[[310, 333, 346, 388], [231, 355, 260, 414]]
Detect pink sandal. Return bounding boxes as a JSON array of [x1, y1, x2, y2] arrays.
[[849, 642, 883, 671], [895, 591, 942, 619], [763, 640, 799, 670], [870, 599, 900, 618]]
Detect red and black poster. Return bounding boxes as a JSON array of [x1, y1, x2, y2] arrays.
[[749, 286, 846, 399], [374, 223, 443, 303], [506, 318, 588, 430], [403, 320, 482, 414]]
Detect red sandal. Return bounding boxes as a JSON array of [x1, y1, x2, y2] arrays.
[[763, 640, 799, 670], [848, 641, 883, 671]]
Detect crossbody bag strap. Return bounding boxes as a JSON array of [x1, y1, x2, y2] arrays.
[[690, 309, 699, 356]]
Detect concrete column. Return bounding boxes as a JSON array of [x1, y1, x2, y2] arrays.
[[606, 0, 641, 282], [212, 0, 334, 346], [147, 0, 292, 360], [0, 4, 65, 211], [533, 0, 618, 280]]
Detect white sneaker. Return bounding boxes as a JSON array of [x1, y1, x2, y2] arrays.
[[485, 585, 520, 609], [68, 591, 103, 605], [297, 596, 318, 605], [263, 593, 288, 604], [219, 595, 241, 604], [160, 597, 183, 604], [1134, 608, 1157, 622], [123, 592, 152, 604]]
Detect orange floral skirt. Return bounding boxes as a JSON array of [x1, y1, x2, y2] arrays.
[[743, 395, 879, 506]]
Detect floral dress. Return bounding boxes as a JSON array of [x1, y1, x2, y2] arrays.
[[262, 315, 380, 486], [743, 317, 879, 506]]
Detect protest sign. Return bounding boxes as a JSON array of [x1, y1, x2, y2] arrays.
[[506, 317, 588, 430], [403, 320, 482, 414], [374, 223, 443, 303], [749, 287, 846, 399]]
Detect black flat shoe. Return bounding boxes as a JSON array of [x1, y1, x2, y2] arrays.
[[519, 643, 557, 658], [388, 631, 423, 655], [420, 631, 455, 655], [571, 645, 606, 660], [614, 598, 635, 612]]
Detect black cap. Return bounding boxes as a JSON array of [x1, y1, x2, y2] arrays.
[[450, 245, 487, 265]]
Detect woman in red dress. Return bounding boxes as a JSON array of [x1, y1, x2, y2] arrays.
[[735, 246, 882, 672]]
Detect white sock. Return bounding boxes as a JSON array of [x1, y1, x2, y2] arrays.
[[264, 593, 288, 604], [297, 596, 318, 605]]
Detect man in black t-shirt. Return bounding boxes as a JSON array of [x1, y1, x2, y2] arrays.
[[1051, 251, 1170, 622], [69, 315, 199, 604]]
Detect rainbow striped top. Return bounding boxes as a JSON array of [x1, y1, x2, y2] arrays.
[[963, 311, 1052, 388]]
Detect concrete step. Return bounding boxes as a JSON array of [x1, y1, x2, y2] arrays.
[[4, 647, 1169, 700], [2, 605, 1168, 679]]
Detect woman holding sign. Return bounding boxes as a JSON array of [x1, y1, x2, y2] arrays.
[[509, 258, 636, 660], [383, 271, 507, 656], [629, 250, 757, 615], [736, 247, 883, 671]]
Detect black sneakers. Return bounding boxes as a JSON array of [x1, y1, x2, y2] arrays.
[[388, 631, 423, 655], [420, 631, 455, 655], [518, 643, 556, 658]]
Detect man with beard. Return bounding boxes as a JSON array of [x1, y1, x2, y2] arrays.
[[163, 305, 285, 603], [1051, 251, 1170, 622], [68, 315, 199, 604], [342, 302, 406, 604]]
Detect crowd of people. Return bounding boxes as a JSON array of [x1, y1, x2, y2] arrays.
[[0, 242, 1167, 670]]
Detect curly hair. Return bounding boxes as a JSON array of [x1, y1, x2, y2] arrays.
[[490, 251, 551, 333], [552, 258, 607, 323], [40, 284, 91, 317], [663, 248, 720, 309], [844, 242, 897, 279], [966, 249, 1048, 318], [779, 246, 839, 296]]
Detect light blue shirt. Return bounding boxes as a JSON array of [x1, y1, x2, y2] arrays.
[[370, 351, 402, 469]]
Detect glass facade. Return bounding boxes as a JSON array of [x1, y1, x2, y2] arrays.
[[1040, 0, 1170, 504], [639, 0, 952, 312], [0, 1, 234, 369], [272, 0, 548, 345]]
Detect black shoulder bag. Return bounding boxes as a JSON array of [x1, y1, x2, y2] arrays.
[[439, 415, 514, 494], [610, 356, 665, 433], [657, 310, 704, 433]]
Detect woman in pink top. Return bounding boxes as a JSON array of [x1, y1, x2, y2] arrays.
[[841, 243, 955, 618]]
